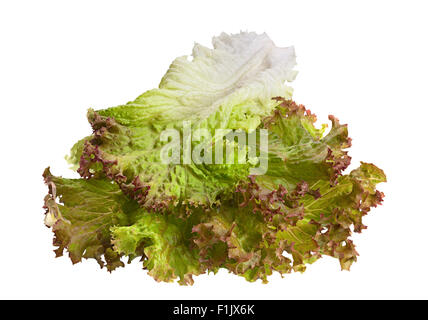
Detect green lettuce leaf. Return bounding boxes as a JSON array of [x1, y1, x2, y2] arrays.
[[68, 32, 297, 209], [43, 168, 205, 284], [111, 212, 204, 285], [42, 167, 136, 271]]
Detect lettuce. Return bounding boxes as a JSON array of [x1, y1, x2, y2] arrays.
[[43, 32, 386, 284], [68, 32, 297, 209]]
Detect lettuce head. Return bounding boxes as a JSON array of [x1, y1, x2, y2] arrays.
[[43, 32, 386, 284]]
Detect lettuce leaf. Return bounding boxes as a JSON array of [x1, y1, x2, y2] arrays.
[[43, 168, 133, 271], [43, 167, 205, 283], [111, 213, 204, 285], [68, 32, 297, 209]]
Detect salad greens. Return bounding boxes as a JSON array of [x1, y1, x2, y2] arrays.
[[43, 32, 385, 284]]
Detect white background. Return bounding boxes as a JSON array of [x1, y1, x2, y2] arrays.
[[1, 0, 427, 299]]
